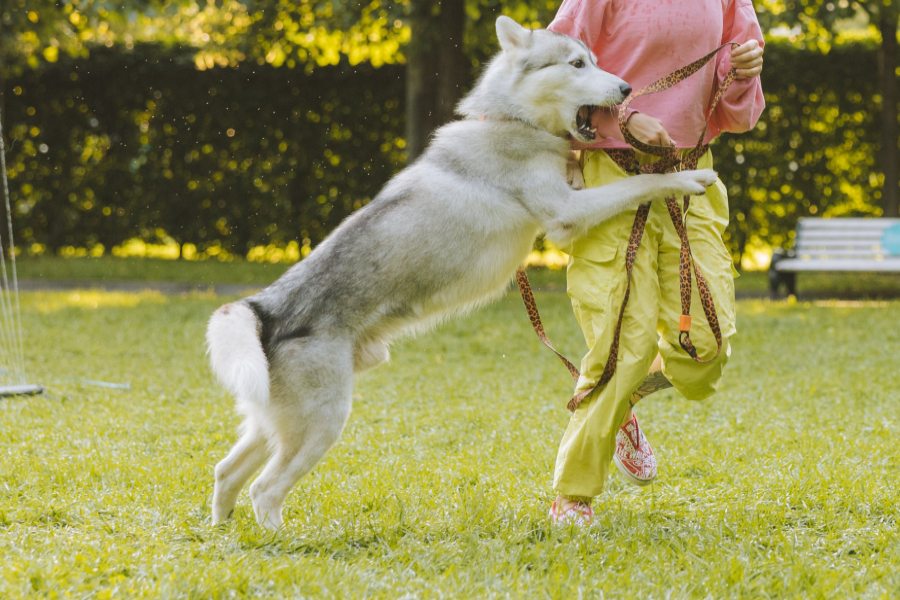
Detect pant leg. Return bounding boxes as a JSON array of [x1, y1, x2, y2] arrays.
[[553, 150, 662, 499], [657, 150, 737, 400]]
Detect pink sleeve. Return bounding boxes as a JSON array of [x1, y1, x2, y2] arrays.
[[548, 0, 626, 142], [712, 0, 765, 133]]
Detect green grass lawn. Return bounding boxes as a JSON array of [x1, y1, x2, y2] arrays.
[[17, 255, 289, 287], [1, 277, 897, 597], [17, 255, 900, 299]]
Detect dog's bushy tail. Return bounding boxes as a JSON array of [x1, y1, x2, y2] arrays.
[[207, 302, 269, 408]]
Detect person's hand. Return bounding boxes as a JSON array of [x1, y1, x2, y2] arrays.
[[626, 113, 675, 147], [731, 40, 763, 79]]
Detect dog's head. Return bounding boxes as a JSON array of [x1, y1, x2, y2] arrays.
[[460, 16, 630, 142]]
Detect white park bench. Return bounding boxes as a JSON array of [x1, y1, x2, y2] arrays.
[[768, 218, 900, 297]]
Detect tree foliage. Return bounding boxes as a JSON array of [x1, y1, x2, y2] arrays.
[[719, 39, 882, 261], [0, 1, 893, 261], [5, 46, 404, 255], [4, 38, 883, 261], [755, 0, 898, 216]]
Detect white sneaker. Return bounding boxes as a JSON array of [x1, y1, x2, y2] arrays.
[[613, 413, 657, 486]]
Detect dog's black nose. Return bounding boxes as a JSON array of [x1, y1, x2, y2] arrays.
[[619, 83, 632, 97]]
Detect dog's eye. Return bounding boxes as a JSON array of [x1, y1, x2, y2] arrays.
[[570, 59, 585, 69]]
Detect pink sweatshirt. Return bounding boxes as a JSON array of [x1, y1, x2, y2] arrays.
[[549, 0, 765, 148]]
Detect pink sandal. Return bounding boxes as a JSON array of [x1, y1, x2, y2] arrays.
[[549, 497, 593, 525]]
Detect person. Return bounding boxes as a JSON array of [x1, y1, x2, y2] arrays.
[[546, 0, 765, 524]]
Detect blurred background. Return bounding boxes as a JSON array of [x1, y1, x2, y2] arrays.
[[1, 0, 897, 270]]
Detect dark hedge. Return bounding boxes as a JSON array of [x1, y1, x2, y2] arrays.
[[2, 40, 887, 261]]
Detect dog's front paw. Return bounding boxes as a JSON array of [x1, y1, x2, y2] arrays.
[[675, 169, 717, 195]]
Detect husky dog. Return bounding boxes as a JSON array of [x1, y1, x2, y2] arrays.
[[207, 16, 717, 529]]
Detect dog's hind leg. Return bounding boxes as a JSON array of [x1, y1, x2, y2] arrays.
[[212, 419, 269, 524], [249, 338, 354, 529], [249, 387, 352, 529]]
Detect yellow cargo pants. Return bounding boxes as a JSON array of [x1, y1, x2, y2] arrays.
[[554, 148, 737, 499]]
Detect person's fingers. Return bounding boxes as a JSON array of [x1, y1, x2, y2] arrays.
[[646, 126, 671, 146], [735, 55, 763, 78], [733, 47, 764, 68], [657, 129, 674, 147], [736, 56, 764, 70], [732, 42, 763, 79], [735, 65, 762, 79], [731, 39, 759, 59], [639, 127, 658, 145], [626, 114, 677, 146], [732, 52, 763, 70]]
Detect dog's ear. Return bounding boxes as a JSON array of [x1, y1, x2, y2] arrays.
[[496, 16, 531, 52]]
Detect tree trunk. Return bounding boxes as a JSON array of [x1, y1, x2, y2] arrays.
[[735, 225, 748, 272], [878, 7, 898, 217], [436, 0, 467, 125], [404, 2, 439, 162]]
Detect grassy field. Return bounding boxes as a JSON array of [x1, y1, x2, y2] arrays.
[[1, 269, 897, 597], [18, 255, 288, 287], [16, 254, 900, 298]]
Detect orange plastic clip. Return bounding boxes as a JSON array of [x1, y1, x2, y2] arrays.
[[679, 314, 692, 332]]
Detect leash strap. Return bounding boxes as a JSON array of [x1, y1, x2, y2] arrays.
[[517, 43, 737, 412], [515, 268, 580, 381], [613, 43, 736, 370]]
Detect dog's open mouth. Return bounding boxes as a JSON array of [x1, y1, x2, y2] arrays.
[[575, 105, 598, 140]]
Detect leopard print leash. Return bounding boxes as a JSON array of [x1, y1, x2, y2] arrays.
[[516, 43, 738, 412]]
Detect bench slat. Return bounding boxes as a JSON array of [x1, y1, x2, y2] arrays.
[[795, 251, 892, 259], [797, 231, 893, 241], [798, 217, 900, 230], [796, 242, 884, 250], [776, 258, 900, 272], [798, 224, 895, 232]]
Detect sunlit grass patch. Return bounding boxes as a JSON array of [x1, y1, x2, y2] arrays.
[[28, 289, 169, 313], [17, 255, 289, 286], [1, 286, 897, 597]]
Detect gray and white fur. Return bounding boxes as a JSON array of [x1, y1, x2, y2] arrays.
[[207, 16, 718, 529]]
